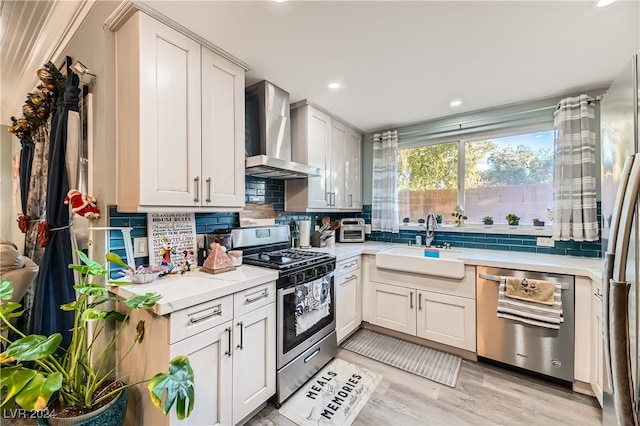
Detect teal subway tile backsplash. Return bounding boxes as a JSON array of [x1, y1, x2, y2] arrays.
[[108, 182, 600, 261]]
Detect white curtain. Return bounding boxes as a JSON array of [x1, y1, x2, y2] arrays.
[[371, 130, 399, 233], [552, 95, 598, 241]]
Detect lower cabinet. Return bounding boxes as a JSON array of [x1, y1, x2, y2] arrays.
[[117, 281, 276, 425], [370, 280, 476, 352], [336, 256, 362, 343]]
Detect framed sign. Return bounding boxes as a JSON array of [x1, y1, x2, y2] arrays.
[[147, 212, 197, 271]]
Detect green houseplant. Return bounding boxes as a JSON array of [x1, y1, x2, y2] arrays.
[[435, 213, 443, 224], [506, 213, 520, 226], [0, 250, 195, 421], [482, 216, 494, 225]]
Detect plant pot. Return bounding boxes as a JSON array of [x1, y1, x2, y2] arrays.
[[483, 221, 493, 226], [533, 221, 545, 227], [38, 387, 127, 426], [508, 220, 519, 226]]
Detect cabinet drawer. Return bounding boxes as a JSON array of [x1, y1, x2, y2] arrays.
[[234, 281, 276, 317], [170, 295, 233, 344], [337, 256, 360, 276]]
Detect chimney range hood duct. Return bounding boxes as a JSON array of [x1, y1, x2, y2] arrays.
[[245, 81, 320, 179]]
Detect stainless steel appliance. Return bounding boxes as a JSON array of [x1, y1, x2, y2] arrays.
[[601, 53, 640, 425], [476, 266, 575, 383], [338, 218, 366, 243], [232, 225, 337, 406], [245, 81, 321, 179]]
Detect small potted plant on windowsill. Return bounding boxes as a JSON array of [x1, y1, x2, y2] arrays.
[[402, 217, 410, 224], [482, 216, 494, 226], [506, 213, 520, 227], [435, 213, 442, 224], [533, 218, 545, 227], [418, 218, 425, 225]]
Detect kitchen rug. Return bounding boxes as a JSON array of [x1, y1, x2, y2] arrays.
[[342, 328, 462, 387], [278, 358, 381, 426]]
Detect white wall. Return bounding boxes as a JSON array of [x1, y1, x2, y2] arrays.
[[0, 125, 22, 245]]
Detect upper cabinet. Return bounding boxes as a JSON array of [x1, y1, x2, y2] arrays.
[[286, 101, 363, 212], [112, 10, 246, 212]]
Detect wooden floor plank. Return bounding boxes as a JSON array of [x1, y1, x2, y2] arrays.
[[246, 347, 602, 426]]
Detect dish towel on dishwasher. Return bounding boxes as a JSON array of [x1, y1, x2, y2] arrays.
[[497, 276, 563, 329], [294, 273, 332, 335]]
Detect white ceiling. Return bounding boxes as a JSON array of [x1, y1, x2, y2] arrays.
[[1, 1, 639, 132]]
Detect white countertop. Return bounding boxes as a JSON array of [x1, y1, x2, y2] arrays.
[[303, 242, 603, 282], [109, 265, 278, 315]]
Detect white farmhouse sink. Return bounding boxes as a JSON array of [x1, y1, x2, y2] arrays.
[[375, 246, 465, 279]]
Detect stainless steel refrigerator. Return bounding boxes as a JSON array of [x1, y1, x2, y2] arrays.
[[601, 53, 639, 426]]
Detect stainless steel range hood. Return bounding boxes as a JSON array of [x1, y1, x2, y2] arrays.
[[245, 81, 320, 179]]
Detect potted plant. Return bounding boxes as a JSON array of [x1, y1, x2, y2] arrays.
[[402, 217, 410, 224], [417, 218, 425, 224], [482, 216, 494, 225], [435, 214, 443, 224], [0, 250, 195, 423], [506, 213, 520, 226], [533, 218, 545, 227]]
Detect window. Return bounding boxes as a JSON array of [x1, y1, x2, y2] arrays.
[[397, 129, 554, 224]]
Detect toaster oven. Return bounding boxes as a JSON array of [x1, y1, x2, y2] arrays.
[[338, 218, 366, 243]]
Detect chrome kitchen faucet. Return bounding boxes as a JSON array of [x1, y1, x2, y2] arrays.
[[425, 212, 438, 247]]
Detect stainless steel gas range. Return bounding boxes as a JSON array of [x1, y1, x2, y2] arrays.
[[231, 225, 337, 406]]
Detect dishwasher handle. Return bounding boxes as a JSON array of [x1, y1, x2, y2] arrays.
[[478, 272, 571, 290]]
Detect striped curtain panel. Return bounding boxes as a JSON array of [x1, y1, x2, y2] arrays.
[[552, 95, 598, 241], [371, 131, 399, 233]]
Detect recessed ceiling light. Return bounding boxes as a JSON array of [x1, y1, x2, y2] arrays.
[[449, 99, 462, 107], [328, 82, 341, 90], [595, 0, 617, 7], [274, 0, 286, 3]]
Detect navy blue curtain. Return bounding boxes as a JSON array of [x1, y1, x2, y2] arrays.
[[18, 137, 34, 214], [31, 72, 80, 347]]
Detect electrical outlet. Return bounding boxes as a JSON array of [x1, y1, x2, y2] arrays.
[[196, 234, 205, 248], [365, 224, 372, 235], [536, 237, 555, 247], [133, 237, 149, 258]]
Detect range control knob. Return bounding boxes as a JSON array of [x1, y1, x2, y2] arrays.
[[296, 272, 305, 283]]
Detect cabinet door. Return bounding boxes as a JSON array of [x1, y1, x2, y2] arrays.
[[137, 13, 202, 207], [336, 269, 361, 343], [345, 127, 362, 209], [416, 291, 476, 352], [591, 291, 604, 406], [201, 46, 245, 208], [330, 120, 347, 208], [170, 321, 232, 425], [232, 303, 276, 424], [370, 282, 416, 335], [306, 107, 332, 208]]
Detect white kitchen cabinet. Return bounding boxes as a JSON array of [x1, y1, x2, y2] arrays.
[[591, 279, 604, 407], [345, 127, 362, 209], [116, 281, 276, 425], [232, 302, 276, 424], [114, 11, 246, 212], [286, 101, 363, 212], [336, 256, 362, 343], [368, 264, 476, 352]]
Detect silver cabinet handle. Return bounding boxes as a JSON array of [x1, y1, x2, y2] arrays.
[[245, 290, 269, 304], [594, 291, 603, 301], [332, 192, 336, 206], [237, 321, 244, 350], [344, 274, 357, 282], [194, 176, 200, 202], [225, 327, 232, 356], [349, 194, 353, 207], [418, 292, 422, 311], [410, 291, 414, 309], [326, 192, 331, 206], [206, 178, 212, 203], [343, 262, 357, 269], [188, 307, 221, 324]]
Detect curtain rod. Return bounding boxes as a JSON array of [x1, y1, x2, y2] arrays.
[[395, 95, 602, 138]]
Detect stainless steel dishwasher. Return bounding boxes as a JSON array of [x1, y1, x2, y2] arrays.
[[476, 266, 575, 383]]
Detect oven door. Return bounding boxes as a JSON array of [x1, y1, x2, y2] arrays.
[[277, 272, 335, 369]]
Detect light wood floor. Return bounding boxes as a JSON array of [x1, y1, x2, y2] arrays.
[[247, 347, 602, 426]]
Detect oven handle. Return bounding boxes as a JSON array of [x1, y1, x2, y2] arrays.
[[304, 348, 321, 363]]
